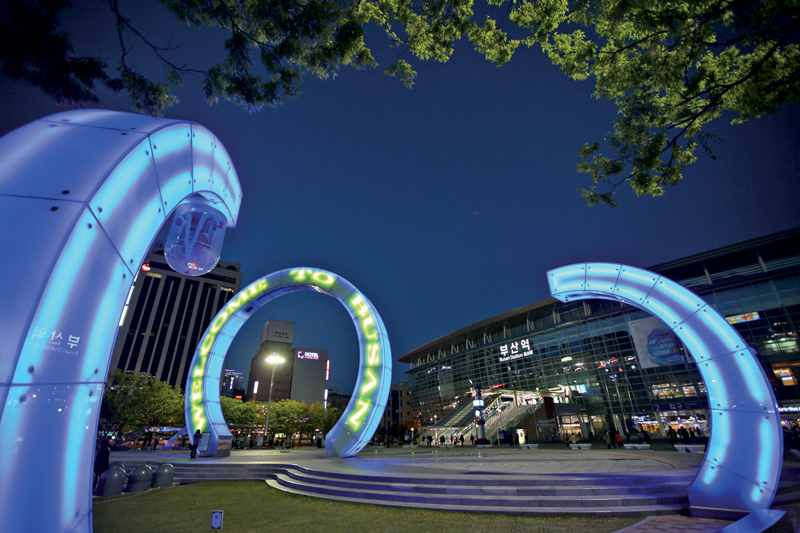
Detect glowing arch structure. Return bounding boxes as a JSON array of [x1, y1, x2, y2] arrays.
[[184, 267, 391, 458], [0, 110, 242, 532], [548, 263, 782, 514]]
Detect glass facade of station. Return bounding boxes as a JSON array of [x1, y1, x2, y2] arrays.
[[401, 229, 800, 438]]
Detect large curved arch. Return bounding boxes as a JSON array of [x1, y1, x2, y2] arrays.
[[184, 267, 392, 458], [0, 110, 242, 532], [547, 263, 782, 514]]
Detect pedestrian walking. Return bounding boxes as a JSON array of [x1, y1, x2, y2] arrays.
[[427, 435, 432, 447], [191, 429, 202, 458], [439, 435, 445, 446], [604, 431, 612, 449], [459, 435, 464, 446], [470, 434, 475, 446], [615, 431, 623, 448], [151, 435, 159, 450]]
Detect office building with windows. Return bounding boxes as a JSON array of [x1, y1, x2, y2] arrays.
[[247, 320, 329, 405], [378, 382, 414, 435], [109, 245, 243, 391], [400, 228, 800, 442]]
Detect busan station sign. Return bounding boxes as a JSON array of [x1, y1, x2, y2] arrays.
[[184, 267, 391, 459]]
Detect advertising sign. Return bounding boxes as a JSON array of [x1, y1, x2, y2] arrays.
[[628, 316, 684, 369]]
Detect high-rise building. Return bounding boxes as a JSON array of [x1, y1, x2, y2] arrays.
[[248, 320, 295, 402], [246, 320, 329, 405], [109, 245, 243, 391]]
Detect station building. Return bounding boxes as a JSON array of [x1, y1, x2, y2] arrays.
[[399, 228, 800, 442]]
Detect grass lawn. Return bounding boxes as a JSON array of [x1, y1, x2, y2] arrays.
[[92, 481, 645, 533]]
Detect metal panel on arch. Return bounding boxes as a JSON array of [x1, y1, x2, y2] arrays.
[[547, 262, 782, 513], [0, 110, 241, 533]]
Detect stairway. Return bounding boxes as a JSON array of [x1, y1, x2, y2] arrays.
[[265, 467, 691, 516], [122, 460, 693, 516]]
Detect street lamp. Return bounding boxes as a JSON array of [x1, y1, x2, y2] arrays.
[[264, 352, 285, 447]]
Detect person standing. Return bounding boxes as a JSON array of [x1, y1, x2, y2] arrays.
[[439, 435, 445, 446], [459, 435, 464, 446], [615, 431, 623, 449], [93, 438, 111, 490], [470, 434, 475, 446], [604, 431, 612, 449], [667, 427, 678, 446], [191, 429, 202, 459]]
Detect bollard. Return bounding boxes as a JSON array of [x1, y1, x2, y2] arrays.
[[96, 467, 126, 497], [151, 464, 175, 489], [125, 465, 153, 493]]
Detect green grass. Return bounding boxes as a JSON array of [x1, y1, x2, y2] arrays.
[[92, 481, 645, 533]]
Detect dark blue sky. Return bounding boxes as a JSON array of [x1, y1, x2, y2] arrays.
[[2, 0, 798, 394]]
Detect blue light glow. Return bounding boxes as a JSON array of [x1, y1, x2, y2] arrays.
[[92, 143, 152, 219], [0, 110, 242, 533], [547, 264, 585, 296], [753, 417, 773, 501], [549, 262, 782, 514], [150, 126, 189, 158], [14, 210, 93, 381]]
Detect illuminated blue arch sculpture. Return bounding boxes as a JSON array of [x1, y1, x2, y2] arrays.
[[0, 110, 242, 532], [548, 263, 782, 514], [184, 267, 391, 458]]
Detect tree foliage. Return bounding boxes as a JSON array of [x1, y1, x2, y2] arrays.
[[263, 399, 342, 440], [219, 396, 257, 425], [99, 370, 184, 437], [1, 0, 798, 204]]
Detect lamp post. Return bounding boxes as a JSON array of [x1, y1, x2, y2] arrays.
[[264, 352, 285, 448]]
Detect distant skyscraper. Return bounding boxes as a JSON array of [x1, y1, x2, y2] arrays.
[[109, 245, 243, 391], [246, 320, 329, 405]]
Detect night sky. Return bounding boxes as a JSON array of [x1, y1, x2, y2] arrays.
[[2, 0, 798, 395]]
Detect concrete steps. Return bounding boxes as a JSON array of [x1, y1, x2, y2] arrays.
[[123, 461, 692, 516]]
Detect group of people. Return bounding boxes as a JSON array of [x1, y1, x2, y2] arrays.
[[600, 428, 651, 449], [666, 426, 700, 446], [422, 434, 473, 447]]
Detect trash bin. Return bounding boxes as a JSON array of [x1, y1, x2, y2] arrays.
[[151, 464, 174, 489], [125, 465, 153, 493], [96, 466, 126, 497]]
